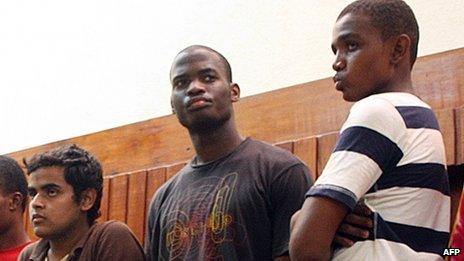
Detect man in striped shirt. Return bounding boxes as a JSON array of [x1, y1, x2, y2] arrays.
[[290, 0, 450, 260]]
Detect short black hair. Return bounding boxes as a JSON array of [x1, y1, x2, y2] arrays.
[[0, 156, 28, 212], [338, 0, 419, 67], [24, 144, 103, 225], [176, 45, 233, 82]]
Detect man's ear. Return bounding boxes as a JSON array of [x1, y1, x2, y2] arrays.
[[390, 34, 411, 66], [80, 188, 97, 212], [230, 83, 240, 103], [8, 192, 23, 211]]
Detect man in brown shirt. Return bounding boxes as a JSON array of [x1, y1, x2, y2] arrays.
[[19, 144, 145, 261]]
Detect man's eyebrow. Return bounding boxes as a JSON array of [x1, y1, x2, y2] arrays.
[[198, 68, 216, 74], [41, 183, 61, 190], [29, 183, 61, 191], [337, 32, 361, 41], [172, 74, 186, 82]]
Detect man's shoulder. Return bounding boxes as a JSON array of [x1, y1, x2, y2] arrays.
[[82, 221, 144, 259], [245, 138, 302, 164], [91, 220, 136, 237], [18, 240, 45, 261]]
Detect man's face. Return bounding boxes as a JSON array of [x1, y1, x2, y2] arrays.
[[170, 48, 238, 131], [331, 13, 393, 102], [28, 166, 83, 239]]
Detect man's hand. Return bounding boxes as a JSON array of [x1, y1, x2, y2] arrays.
[[333, 202, 374, 247]]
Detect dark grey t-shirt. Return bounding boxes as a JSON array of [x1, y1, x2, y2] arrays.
[[145, 138, 312, 260]]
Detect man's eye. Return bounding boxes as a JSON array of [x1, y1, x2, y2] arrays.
[[203, 75, 214, 82], [47, 189, 58, 197], [174, 80, 187, 89], [28, 190, 37, 197], [348, 43, 358, 51], [175, 81, 184, 87]]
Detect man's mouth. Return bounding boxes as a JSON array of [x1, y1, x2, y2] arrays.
[[186, 97, 211, 110], [333, 76, 343, 91], [31, 213, 46, 223]]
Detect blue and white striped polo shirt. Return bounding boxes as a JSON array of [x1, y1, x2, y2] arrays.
[[307, 92, 450, 260]]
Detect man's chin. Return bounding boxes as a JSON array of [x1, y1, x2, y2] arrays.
[[33, 228, 49, 238]]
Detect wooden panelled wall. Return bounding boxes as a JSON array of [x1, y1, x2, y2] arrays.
[[11, 48, 464, 244]]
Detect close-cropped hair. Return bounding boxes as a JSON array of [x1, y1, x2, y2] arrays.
[[23, 144, 103, 225], [338, 0, 419, 67], [177, 45, 233, 82], [0, 155, 28, 212]]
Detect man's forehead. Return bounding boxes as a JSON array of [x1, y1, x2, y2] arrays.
[[171, 49, 223, 75], [335, 13, 375, 32], [29, 166, 65, 181]]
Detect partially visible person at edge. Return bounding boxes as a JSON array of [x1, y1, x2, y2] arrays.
[[145, 45, 373, 260], [450, 191, 464, 261], [0, 155, 31, 261], [18, 144, 145, 261], [290, 0, 450, 260]]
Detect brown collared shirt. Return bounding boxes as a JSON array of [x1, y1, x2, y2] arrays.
[[19, 221, 145, 261]]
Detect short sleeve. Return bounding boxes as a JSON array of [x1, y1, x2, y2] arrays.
[[270, 163, 312, 257], [307, 97, 405, 210]]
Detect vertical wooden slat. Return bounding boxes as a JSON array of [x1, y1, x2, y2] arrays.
[[166, 162, 187, 180], [146, 168, 167, 209], [275, 141, 294, 153], [294, 136, 318, 182], [98, 177, 110, 222], [435, 108, 456, 165], [316, 132, 339, 178], [108, 174, 129, 222], [145, 167, 167, 242], [127, 170, 147, 244]]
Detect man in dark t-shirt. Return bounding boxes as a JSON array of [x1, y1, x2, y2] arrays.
[[146, 45, 372, 260], [147, 138, 310, 260]]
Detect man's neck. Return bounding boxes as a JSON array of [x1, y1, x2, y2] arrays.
[[383, 67, 415, 94], [0, 218, 30, 250], [47, 219, 90, 261], [189, 118, 244, 165]]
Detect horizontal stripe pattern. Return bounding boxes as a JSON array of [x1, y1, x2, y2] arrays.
[[376, 217, 449, 255], [364, 187, 450, 232], [396, 106, 440, 130], [306, 184, 357, 210], [335, 126, 403, 172], [341, 96, 407, 149], [308, 93, 449, 259], [367, 163, 449, 195], [398, 128, 446, 166], [315, 151, 382, 200]]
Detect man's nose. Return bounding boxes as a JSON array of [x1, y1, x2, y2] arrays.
[[30, 194, 44, 209], [186, 79, 206, 96], [332, 53, 346, 72]]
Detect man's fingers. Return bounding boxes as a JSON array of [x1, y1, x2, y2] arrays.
[[338, 223, 370, 239], [345, 212, 374, 228], [333, 235, 354, 247]]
